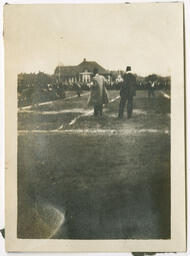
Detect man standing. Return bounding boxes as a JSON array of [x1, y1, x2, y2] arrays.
[[118, 66, 136, 119], [73, 82, 81, 97], [147, 80, 156, 98], [88, 68, 109, 117]]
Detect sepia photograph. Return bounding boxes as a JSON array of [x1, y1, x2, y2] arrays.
[[4, 2, 186, 252]]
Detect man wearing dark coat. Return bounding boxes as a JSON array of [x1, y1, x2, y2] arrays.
[[118, 66, 136, 119]]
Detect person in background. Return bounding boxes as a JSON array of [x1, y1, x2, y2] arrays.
[[88, 68, 109, 117], [31, 83, 41, 109], [73, 82, 81, 97], [147, 80, 156, 98], [118, 66, 136, 119]]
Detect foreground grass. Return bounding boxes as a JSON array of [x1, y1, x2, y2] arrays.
[[18, 132, 170, 239], [17, 89, 170, 239]]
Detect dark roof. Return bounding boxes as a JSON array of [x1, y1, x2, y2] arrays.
[[55, 66, 78, 77], [77, 60, 108, 74], [54, 59, 109, 77]]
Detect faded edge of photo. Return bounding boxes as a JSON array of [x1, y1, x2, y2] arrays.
[[4, 2, 186, 252]]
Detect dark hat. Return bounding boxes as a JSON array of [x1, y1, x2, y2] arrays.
[[126, 66, 131, 72]]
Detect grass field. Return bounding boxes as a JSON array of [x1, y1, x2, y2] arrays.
[[17, 90, 170, 239]]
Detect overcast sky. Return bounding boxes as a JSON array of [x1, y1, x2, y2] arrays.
[[4, 3, 183, 76]]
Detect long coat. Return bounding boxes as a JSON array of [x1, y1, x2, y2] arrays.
[[88, 74, 109, 106], [120, 72, 136, 99]]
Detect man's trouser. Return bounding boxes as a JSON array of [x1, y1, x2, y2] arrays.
[[94, 103, 103, 116], [118, 96, 133, 119]]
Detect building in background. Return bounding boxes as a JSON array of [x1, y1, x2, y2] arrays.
[[54, 58, 111, 84]]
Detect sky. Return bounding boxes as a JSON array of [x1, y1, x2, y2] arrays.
[[4, 3, 183, 76]]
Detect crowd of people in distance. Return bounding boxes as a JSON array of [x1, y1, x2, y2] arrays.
[[18, 80, 82, 107]]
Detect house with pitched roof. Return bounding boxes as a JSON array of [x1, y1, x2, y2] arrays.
[[54, 58, 111, 84]]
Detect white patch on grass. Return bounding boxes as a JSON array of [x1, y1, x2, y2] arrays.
[[160, 91, 170, 99], [133, 109, 147, 115], [19, 108, 87, 115], [19, 107, 147, 119], [109, 95, 120, 103], [20, 92, 89, 110], [68, 110, 94, 126], [67, 95, 121, 127], [21, 100, 54, 110], [18, 128, 169, 135]]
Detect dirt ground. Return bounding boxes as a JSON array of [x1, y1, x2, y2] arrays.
[[17, 89, 170, 239]]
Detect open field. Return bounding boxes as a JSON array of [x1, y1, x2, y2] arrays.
[[18, 90, 170, 131], [17, 90, 170, 239]]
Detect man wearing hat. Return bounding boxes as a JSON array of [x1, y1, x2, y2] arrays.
[[118, 66, 136, 119]]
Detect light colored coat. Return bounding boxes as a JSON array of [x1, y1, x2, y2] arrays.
[[88, 74, 109, 106]]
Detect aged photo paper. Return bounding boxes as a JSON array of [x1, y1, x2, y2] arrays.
[[4, 2, 186, 252]]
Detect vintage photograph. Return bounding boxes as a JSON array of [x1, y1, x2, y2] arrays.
[[4, 2, 186, 252]]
